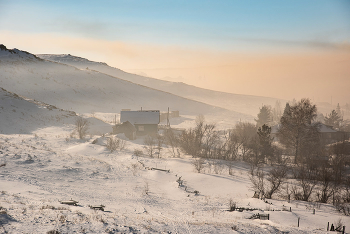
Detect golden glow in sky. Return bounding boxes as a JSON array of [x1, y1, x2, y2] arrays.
[[1, 0, 349, 104]]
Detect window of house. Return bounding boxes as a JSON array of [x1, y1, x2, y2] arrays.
[[138, 126, 144, 131]]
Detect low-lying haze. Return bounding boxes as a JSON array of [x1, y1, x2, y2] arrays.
[[1, 1, 349, 104]]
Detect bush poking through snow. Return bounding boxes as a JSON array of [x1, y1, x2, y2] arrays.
[[106, 137, 126, 152], [133, 149, 143, 156], [74, 116, 89, 139], [46, 230, 60, 234], [131, 163, 141, 176], [229, 199, 236, 211], [144, 135, 156, 157], [143, 182, 149, 195], [192, 158, 206, 173], [106, 137, 120, 152]]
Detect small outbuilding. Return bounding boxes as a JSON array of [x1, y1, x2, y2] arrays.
[[113, 121, 137, 140]]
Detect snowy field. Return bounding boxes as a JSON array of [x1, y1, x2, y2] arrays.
[[1, 45, 349, 233], [1, 120, 349, 233]]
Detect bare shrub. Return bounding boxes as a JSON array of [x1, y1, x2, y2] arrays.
[[59, 214, 67, 223], [106, 137, 120, 152], [335, 202, 350, 216], [228, 162, 235, 176], [47, 230, 60, 234], [292, 166, 317, 201], [192, 158, 206, 173], [74, 117, 89, 139], [133, 149, 143, 156], [143, 182, 149, 195], [164, 128, 179, 157], [249, 165, 288, 199], [229, 199, 236, 211], [131, 163, 141, 176], [264, 165, 288, 199], [144, 135, 156, 157], [155, 134, 164, 158], [316, 165, 334, 203], [249, 166, 265, 199], [41, 205, 55, 210], [119, 139, 126, 150], [213, 161, 224, 174]]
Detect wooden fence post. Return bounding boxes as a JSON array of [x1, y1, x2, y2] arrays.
[[297, 217, 300, 227], [268, 214, 269, 220], [327, 222, 329, 231]]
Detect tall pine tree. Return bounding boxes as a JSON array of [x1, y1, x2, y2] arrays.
[[325, 110, 342, 129], [257, 124, 274, 164], [255, 105, 272, 128], [277, 99, 319, 164]]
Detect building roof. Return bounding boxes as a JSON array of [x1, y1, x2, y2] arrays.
[[271, 123, 338, 134], [120, 110, 160, 125], [317, 124, 337, 133]]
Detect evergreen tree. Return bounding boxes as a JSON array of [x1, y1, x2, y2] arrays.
[[336, 103, 342, 117], [282, 103, 290, 118], [257, 124, 274, 164], [272, 100, 283, 124], [255, 105, 272, 128], [277, 98, 319, 164], [325, 110, 342, 129]]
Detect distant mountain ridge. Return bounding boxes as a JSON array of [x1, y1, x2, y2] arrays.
[[1, 45, 253, 124], [38, 53, 284, 116], [0, 44, 42, 61]]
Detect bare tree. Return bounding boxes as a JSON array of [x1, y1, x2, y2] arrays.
[[75, 116, 89, 139], [316, 165, 334, 203], [222, 130, 241, 160], [144, 135, 156, 157], [192, 157, 206, 173], [249, 165, 288, 199], [249, 165, 265, 199], [178, 115, 219, 158], [155, 134, 164, 158], [234, 122, 257, 161], [264, 165, 288, 199], [292, 166, 317, 201], [164, 128, 179, 157], [201, 123, 220, 158]]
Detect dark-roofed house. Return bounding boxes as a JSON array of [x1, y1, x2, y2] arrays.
[[318, 124, 350, 145], [120, 110, 160, 136], [271, 123, 350, 145]]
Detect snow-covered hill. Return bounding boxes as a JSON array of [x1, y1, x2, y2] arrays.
[[0, 87, 76, 134], [0, 87, 111, 135], [1, 45, 349, 234], [1, 45, 250, 122], [38, 54, 283, 116], [1, 123, 348, 233]]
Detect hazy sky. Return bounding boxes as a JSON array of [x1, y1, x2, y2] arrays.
[[1, 0, 349, 104]]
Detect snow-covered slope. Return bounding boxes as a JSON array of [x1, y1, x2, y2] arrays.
[[38, 54, 283, 116], [0, 87, 111, 135], [1, 125, 348, 233], [0, 87, 76, 134], [1, 45, 248, 119]]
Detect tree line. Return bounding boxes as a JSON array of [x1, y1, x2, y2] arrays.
[[172, 98, 350, 210]]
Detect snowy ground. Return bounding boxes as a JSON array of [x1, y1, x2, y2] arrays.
[[1, 122, 349, 233], [1, 45, 349, 233]]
